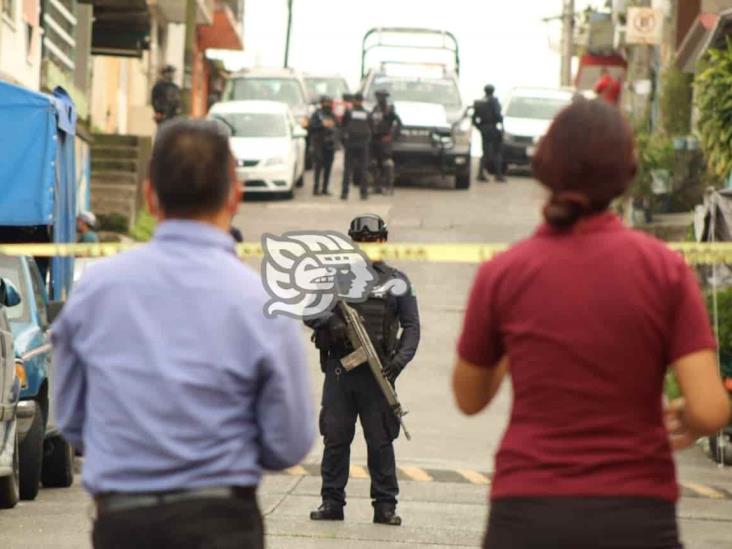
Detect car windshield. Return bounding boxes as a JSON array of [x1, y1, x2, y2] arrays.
[[0, 256, 28, 323], [305, 78, 349, 102], [211, 112, 287, 138], [368, 77, 462, 108], [505, 95, 571, 120], [227, 78, 306, 108]]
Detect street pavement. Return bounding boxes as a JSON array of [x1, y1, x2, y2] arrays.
[[1, 157, 731, 548]]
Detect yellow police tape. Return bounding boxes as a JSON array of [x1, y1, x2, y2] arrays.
[[4, 241, 732, 265]]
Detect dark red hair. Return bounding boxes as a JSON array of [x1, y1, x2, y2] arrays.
[[532, 98, 637, 229]]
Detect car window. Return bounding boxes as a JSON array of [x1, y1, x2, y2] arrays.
[[305, 78, 349, 102], [0, 256, 29, 323], [367, 77, 462, 108], [211, 112, 288, 138], [505, 96, 571, 120], [227, 78, 306, 108]]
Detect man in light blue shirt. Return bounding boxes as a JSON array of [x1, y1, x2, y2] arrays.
[[52, 120, 314, 549]]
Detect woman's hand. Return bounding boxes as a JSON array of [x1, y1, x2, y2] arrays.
[[664, 398, 700, 451]]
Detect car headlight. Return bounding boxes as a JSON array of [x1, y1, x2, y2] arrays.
[[15, 359, 28, 389], [263, 156, 287, 168]]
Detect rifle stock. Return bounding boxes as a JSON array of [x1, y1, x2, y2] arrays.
[[338, 302, 411, 441]]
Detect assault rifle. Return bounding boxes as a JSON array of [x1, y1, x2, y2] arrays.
[[338, 301, 411, 440]]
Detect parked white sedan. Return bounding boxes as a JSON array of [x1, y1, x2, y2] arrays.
[[209, 101, 307, 199]]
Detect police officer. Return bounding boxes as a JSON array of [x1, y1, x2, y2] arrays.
[[370, 90, 401, 195], [309, 95, 339, 196], [340, 93, 372, 200], [472, 84, 506, 182], [309, 214, 420, 526], [151, 65, 181, 125]]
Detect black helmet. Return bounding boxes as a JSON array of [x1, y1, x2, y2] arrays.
[[375, 89, 390, 98], [484, 84, 495, 95], [348, 214, 388, 242], [320, 94, 333, 104], [352, 91, 364, 102]]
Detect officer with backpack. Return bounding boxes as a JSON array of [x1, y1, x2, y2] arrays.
[[472, 84, 506, 183]]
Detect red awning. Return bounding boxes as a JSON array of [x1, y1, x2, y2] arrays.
[[197, 3, 243, 51]]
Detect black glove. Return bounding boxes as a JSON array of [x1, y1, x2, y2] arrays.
[[383, 361, 403, 384]]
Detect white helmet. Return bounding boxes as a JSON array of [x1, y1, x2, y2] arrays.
[[78, 211, 97, 229]]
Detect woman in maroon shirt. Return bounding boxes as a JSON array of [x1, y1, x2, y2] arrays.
[[453, 99, 730, 548]]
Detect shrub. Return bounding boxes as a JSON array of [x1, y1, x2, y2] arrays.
[[660, 67, 693, 137], [96, 213, 129, 233], [695, 38, 732, 184], [128, 208, 156, 242]]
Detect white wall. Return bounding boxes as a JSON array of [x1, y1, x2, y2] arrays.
[[0, 0, 41, 90]]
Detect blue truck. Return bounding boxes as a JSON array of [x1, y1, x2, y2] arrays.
[[0, 80, 81, 500]]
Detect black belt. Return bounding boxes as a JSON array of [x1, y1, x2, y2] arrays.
[[95, 486, 256, 515]]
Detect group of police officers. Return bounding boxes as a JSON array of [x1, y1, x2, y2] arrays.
[[308, 91, 402, 200]]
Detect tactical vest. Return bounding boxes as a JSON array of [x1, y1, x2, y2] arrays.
[[353, 269, 400, 360], [316, 110, 337, 147], [346, 108, 371, 147], [371, 106, 395, 137]]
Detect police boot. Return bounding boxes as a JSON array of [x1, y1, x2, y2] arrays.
[[310, 501, 344, 521], [373, 503, 401, 526]]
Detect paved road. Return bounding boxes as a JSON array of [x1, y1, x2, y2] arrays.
[[1, 158, 731, 548]]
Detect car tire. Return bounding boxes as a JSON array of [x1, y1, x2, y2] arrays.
[[455, 172, 471, 190], [19, 405, 43, 501], [295, 173, 305, 189], [709, 434, 732, 465], [41, 433, 74, 488], [0, 427, 20, 509]]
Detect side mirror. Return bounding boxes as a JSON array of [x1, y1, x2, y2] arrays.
[[47, 301, 65, 324], [0, 278, 21, 308]]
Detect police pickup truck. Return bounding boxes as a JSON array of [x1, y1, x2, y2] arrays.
[[359, 28, 472, 189]]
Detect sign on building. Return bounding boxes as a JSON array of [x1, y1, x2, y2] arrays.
[[626, 7, 664, 45]]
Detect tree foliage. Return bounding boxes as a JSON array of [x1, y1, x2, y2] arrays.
[[695, 39, 732, 183]]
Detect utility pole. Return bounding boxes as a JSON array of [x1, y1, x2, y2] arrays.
[[561, 0, 575, 87], [182, 0, 197, 116], [284, 0, 294, 68]]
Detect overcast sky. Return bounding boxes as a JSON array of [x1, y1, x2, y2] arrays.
[[239, 0, 597, 102]]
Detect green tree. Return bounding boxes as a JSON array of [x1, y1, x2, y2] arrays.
[[695, 39, 732, 183]]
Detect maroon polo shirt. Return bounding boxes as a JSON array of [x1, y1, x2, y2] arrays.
[[458, 213, 715, 502]]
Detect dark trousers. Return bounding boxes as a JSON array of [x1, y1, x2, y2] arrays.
[[371, 140, 395, 193], [319, 358, 400, 507], [314, 147, 335, 192], [342, 146, 369, 198], [93, 495, 264, 549], [480, 129, 504, 178], [484, 497, 682, 549]]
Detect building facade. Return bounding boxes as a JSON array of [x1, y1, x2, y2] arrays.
[[0, 0, 42, 89]]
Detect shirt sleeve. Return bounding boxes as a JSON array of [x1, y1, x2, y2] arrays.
[[457, 262, 504, 368], [51, 285, 90, 452], [667, 260, 717, 364], [255, 318, 315, 471], [391, 273, 420, 369]]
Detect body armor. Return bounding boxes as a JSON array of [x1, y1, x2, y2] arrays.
[[344, 108, 372, 148], [352, 269, 399, 361]]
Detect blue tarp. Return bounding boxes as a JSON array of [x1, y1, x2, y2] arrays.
[[0, 81, 77, 300]]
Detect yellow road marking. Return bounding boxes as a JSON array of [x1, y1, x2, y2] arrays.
[[286, 465, 308, 476], [456, 469, 490, 485], [400, 466, 433, 482], [349, 465, 369, 479], [680, 481, 726, 500]]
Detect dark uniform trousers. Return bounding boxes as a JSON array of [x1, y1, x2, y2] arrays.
[[342, 146, 369, 198], [319, 357, 400, 507], [93, 494, 264, 549], [481, 127, 504, 178], [314, 146, 335, 193], [371, 140, 395, 193]]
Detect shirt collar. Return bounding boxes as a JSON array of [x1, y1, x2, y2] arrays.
[[536, 212, 625, 237], [153, 220, 237, 253]]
